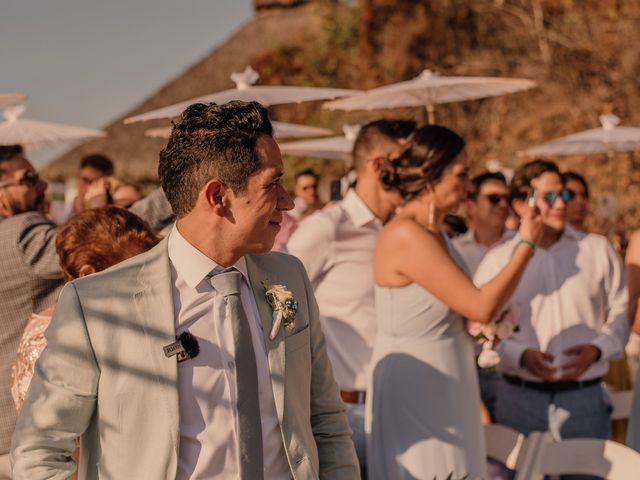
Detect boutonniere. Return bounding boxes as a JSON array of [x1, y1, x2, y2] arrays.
[[262, 281, 298, 340]]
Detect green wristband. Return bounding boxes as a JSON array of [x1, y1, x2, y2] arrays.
[[518, 239, 536, 253]]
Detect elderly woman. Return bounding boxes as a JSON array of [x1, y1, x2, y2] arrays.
[[11, 206, 159, 411]]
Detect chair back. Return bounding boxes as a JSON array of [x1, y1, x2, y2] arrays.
[[516, 433, 640, 480], [484, 423, 527, 470]]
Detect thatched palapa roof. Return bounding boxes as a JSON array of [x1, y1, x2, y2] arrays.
[[43, 2, 319, 183]]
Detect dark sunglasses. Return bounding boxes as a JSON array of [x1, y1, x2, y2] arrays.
[[567, 189, 588, 201], [481, 193, 509, 205], [542, 188, 571, 207], [0, 170, 40, 189]]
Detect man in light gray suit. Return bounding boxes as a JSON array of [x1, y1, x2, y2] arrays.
[[12, 101, 359, 479], [0, 145, 173, 479], [0, 145, 61, 479]]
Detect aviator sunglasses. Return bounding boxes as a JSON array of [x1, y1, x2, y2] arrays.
[[541, 188, 571, 207], [0, 170, 40, 189]]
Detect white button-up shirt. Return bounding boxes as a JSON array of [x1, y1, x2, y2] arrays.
[[452, 228, 516, 276], [474, 226, 629, 381], [287, 190, 381, 391], [168, 226, 290, 480]]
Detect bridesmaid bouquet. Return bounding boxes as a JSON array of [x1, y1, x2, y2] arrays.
[[468, 305, 519, 368]]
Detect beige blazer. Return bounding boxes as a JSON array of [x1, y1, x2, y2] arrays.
[[11, 238, 359, 479]]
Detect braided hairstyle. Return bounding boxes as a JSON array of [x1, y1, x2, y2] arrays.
[[379, 125, 465, 201]]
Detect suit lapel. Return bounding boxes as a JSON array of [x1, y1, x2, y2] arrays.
[[246, 254, 286, 424], [132, 238, 180, 453]]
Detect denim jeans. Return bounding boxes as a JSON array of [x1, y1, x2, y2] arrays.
[[479, 368, 501, 422], [345, 402, 367, 480], [494, 378, 610, 480]]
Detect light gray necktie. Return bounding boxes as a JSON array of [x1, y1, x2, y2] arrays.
[[209, 269, 264, 480]]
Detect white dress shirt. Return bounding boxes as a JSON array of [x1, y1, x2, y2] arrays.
[[474, 226, 629, 381], [452, 228, 516, 276], [287, 189, 381, 391], [168, 227, 290, 480]]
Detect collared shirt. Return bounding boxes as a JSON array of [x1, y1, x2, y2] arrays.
[[452, 228, 516, 276], [474, 226, 629, 381], [168, 227, 290, 480], [287, 189, 381, 391]]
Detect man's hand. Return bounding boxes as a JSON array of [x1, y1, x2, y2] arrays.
[[84, 178, 108, 209], [559, 344, 601, 381], [521, 349, 557, 381]]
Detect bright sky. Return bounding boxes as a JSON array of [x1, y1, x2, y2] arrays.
[[0, 0, 253, 165]]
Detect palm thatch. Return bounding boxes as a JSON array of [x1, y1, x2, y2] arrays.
[[43, 3, 322, 183]]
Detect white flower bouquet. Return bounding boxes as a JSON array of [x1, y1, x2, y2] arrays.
[[468, 305, 519, 368]]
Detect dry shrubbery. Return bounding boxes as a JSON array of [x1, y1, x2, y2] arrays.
[[254, 0, 640, 227]]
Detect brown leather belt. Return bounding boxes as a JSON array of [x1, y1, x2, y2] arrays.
[[340, 390, 366, 404]]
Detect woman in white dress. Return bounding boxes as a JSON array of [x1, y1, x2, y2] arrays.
[[367, 125, 542, 480]]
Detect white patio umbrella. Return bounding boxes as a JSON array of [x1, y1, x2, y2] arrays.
[[0, 93, 28, 106], [145, 121, 334, 140], [323, 69, 536, 123], [125, 66, 361, 124], [0, 105, 106, 150], [278, 124, 361, 163], [520, 114, 640, 157]]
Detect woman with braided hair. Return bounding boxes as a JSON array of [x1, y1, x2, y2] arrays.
[[366, 125, 542, 480]]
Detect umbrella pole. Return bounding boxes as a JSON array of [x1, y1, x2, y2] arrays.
[[426, 104, 436, 124]]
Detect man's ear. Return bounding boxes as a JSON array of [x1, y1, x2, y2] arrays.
[[369, 156, 383, 173], [78, 264, 96, 278], [203, 180, 228, 217]]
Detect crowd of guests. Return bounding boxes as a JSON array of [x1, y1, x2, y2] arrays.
[[0, 100, 639, 480], [282, 121, 638, 479]]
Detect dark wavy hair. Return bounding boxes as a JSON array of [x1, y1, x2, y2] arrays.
[[379, 125, 465, 200], [510, 159, 560, 201], [56, 206, 160, 281], [158, 100, 273, 217], [80, 153, 114, 176]]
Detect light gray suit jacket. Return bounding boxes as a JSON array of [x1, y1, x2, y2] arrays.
[[1, 189, 172, 456], [0, 212, 63, 455], [11, 238, 359, 479]]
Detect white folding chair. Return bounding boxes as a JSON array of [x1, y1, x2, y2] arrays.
[[515, 432, 640, 480], [484, 423, 528, 471], [605, 388, 634, 421]]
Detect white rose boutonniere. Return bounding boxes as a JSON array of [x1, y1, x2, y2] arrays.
[[262, 281, 298, 340]]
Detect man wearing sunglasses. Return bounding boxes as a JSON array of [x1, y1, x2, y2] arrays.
[[0, 144, 174, 479], [474, 159, 628, 456], [453, 171, 516, 423], [453, 171, 515, 276], [0, 144, 62, 479]]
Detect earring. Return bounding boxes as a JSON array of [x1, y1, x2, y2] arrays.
[[428, 198, 436, 231]]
